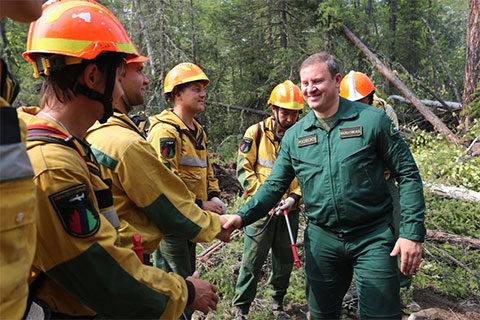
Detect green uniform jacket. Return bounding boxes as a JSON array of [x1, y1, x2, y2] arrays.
[[237, 98, 425, 242], [86, 112, 221, 253]]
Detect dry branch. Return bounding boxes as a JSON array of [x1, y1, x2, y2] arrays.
[[387, 95, 462, 110], [423, 182, 480, 203], [341, 25, 458, 144], [426, 230, 480, 250], [197, 229, 242, 261], [424, 242, 480, 282]]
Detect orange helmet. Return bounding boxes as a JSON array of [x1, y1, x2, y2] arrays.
[[23, 0, 141, 78], [339, 71, 375, 101], [268, 80, 304, 111], [163, 62, 209, 94], [127, 55, 149, 64]]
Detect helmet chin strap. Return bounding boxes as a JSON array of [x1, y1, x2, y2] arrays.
[[71, 61, 118, 124]]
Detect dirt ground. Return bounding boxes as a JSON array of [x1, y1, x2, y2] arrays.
[[283, 286, 480, 320]]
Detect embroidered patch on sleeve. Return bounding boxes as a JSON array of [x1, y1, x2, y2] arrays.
[[390, 122, 400, 136], [160, 138, 176, 159], [339, 126, 363, 139], [297, 134, 317, 147], [49, 184, 100, 238], [239, 137, 253, 153]]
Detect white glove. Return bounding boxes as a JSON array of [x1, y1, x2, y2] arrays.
[[211, 196, 227, 214], [275, 196, 296, 215]]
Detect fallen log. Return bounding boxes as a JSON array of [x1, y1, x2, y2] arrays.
[[341, 25, 458, 144], [388, 95, 462, 110], [423, 182, 480, 203], [426, 230, 480, 250]]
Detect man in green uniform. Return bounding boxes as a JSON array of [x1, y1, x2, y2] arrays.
[[223, 52, 426, 320], [340, 70, 412, 289], [234, 80, 303, 320]]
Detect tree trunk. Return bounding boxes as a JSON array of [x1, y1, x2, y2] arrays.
[[189, 0, 196, 63], [423, 182, 480, 203], [280, 0, 287, 49], [426, 230, 480, 250], [159, 0, 166, 110], [342, 25, 458, 143], [388, 0, 396, 93], [460, 0, 480, 133], [421, 17, 461, 103]]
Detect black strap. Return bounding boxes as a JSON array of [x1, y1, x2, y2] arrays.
[[112, 113, 146, 139]]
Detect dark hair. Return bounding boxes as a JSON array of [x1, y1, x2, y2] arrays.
[[300, 52, 340, 79], [39, 52, 124, 108]]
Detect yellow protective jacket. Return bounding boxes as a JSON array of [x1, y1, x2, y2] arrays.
[[0, 101, 37, 318], [373, 94, 399, 179], [86, 112, 221, 253], [19, 107, 193, 319], [237, 116, 301, 209], [148, 109, 220, 202], [373, 94, 399, 127]]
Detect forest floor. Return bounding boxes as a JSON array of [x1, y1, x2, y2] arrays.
[[204, 161, 480, 320]]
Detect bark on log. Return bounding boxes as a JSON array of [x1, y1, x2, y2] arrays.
[[423, 182, 480, 203], [341, 25, 458, 144], [388, 95, 462, 110], [426, 230, 480, 250]]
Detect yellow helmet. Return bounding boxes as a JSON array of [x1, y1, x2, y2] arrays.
[[268, 80, 304, 110], [163, 62, 209, 94], [339, 70, 375, 101]]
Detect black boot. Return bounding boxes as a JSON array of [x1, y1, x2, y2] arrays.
[[234, 305, 249, 320], [271, 296, 291, 320]]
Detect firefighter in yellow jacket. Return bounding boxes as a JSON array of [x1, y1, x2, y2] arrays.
[[19, 1, 220, 318], [148, 62, 227, 320], [234, 80, 303, 320], [0, 1, 42, 318], [86, 57, 232, 259]]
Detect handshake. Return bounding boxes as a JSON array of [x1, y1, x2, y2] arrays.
[[214, 196, 296, 242]]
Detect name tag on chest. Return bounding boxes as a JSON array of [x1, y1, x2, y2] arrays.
[[339, 126, 363, 139], [298, 134, 317, 147]]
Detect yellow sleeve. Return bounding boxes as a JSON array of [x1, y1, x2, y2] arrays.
[[237, 124, 262, 196], [117, 139, 221, 243], [31, 147, 189, 318]]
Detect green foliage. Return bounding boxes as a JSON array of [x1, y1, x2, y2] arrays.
[[406, 120, 480, 192]]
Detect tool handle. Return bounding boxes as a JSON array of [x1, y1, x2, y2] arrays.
[[132, 234, 144, 263], [291, 244, 301, 268], [284, 209, 301, 268]]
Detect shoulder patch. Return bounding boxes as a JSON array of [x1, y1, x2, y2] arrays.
[[390, 122, 400, 136], [160, 138, 176, 159], [339, 126, 363, 139], [297, 134, 317, 147], [49, 184, 100, 238], [239, 137, 253, 153]]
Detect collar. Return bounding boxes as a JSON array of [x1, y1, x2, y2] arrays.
[[303, 97, 359, 131]]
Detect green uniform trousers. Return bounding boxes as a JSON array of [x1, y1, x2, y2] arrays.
[[153, 235, 196, 320], [233, 209, 299, 309], [387, 178, 413, 288], [305, 222, 401, 320]]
